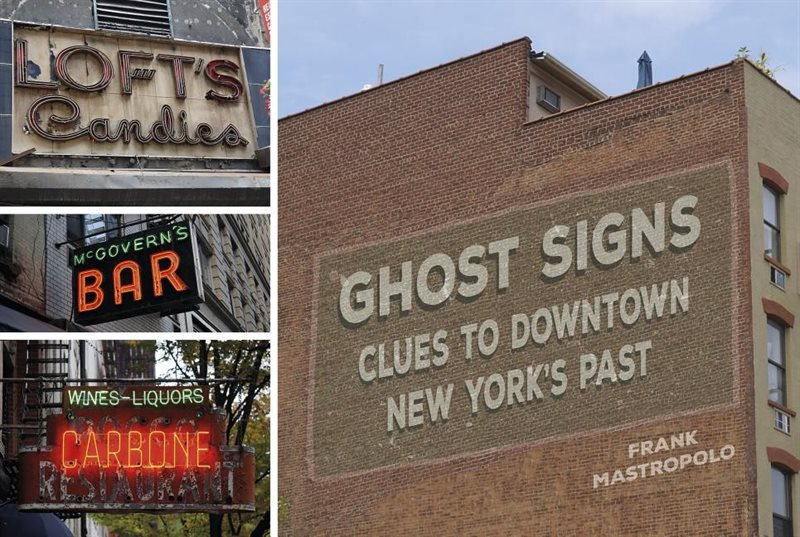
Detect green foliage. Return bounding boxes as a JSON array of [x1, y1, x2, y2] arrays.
[[277, 496, 289, 527], [737, 46, 783, 78], [92, 341, 270, 536]]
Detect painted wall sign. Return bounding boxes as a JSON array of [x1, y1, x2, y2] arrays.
[[11, 24, 263, 159], [70, 222, 204, 326], [18, 387, 255, 512], [310, 165, 734, 477]]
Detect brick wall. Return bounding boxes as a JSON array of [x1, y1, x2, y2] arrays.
[[0, 215, 46, 315], [279, 39, 757, 536]]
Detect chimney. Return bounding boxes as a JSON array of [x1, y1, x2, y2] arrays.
[[637, 51, 653, 89]]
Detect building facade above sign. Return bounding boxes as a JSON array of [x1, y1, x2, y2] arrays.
[[11, 24, 262, 159]]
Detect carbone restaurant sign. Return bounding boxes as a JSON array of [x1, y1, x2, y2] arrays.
[[10, 24, 262, 158], [70, 221, 203, 326], [18, 386, 256, 512]]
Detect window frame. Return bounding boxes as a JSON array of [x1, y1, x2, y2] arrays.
[[67, 214, 123, 246], [772, 465, 793, 537], [764, 184, 781, 261], [767, 319, 787, 405]]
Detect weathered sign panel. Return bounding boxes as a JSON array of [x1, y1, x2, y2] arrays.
[[70, 221, 204, 326], [311, 166, 733, 476], [11, 24, 263, 159], [18, 385, 255, 512]]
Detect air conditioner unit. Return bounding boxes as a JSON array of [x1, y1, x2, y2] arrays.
[[537, 85, 562, 113], [0, 225, 9, 249]]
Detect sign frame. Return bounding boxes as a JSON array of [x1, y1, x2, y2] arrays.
[[70, 220, 205, 326]]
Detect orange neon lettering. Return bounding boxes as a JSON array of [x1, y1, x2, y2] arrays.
[[60, 429, 214, 470], [128, 430, 143, 467], [148, 431, 167, 468], [150, 250, 189, 296], [106, 430, 122, 467], [62, 430, 78, 469], [197, 430, 211, 468], [173, 432, 190, 468], [77, 269, 104, 312], [113, 260, 142, 304], [83, 430, 101, 467]]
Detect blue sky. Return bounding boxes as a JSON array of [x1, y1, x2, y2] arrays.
[[278, 0, 800, 117]]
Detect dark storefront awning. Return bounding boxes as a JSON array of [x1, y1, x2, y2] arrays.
[[0, 304, 63, 332], [0, 504, 71, 537]]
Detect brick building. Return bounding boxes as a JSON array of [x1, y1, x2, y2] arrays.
[[279, 39, 799, 535], [0, 213, 270, 332], [0, 0, 269, 205]]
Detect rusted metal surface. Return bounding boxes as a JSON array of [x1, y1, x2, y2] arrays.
[[0, 148, 36, 167]]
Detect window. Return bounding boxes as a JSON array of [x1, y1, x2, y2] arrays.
[[772, 466, 793, 537], [772, 265, 787, 290], [197, 237, 213, 289], [0, 215, 11, 255], [94, 0, 172, 37], [536, 85, 561, 113], [764, 185, 781, 260], [67, 214, 121, 246], [768, 320, 786, 405], [775, 409, 791, 434]]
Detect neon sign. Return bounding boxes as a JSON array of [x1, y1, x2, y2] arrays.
[[9, 24, 269, 158], [65, 386, 209, 409], [70, 222, 204, 326], [18, 386, 256, 512], [15, 39, 248, 148], [60, 429, 212, 470]]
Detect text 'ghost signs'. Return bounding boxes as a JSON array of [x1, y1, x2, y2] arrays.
[[70, 222, 204, 326], [17, 385, 256, 512]]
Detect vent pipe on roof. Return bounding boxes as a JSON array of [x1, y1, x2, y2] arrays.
[[637, 51, 653, 89]]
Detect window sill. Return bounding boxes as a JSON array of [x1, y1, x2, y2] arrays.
[[765, 254, 792, 276], [768, 399, 797, 417]]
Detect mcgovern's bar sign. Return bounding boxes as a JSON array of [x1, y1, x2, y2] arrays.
[[70, 222, 204, 326]]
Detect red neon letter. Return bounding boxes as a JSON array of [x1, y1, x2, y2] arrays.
[[151, 250, 189, 296], [128, 430, 143, 467], [148, 431, 167, 468], [78, 269, 104, 312], [196, 431, 211, 468], [106, 430, 122, 468], [204, 59, 244, 101], [113, 260, 142, 305], [82, 430, 101, 467], [173, 432, 190, 468], [62, 430, 78, 469]]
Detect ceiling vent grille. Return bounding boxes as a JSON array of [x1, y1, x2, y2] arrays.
[[95, 0, 173, 37]]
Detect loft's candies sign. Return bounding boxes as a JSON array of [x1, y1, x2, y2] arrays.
[[70, 222, 204, 325], [17, 385, 256, 512], [11, 25, 262, 158]]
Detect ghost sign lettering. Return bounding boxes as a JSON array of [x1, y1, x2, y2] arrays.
[[311, 165, 735, 476]]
